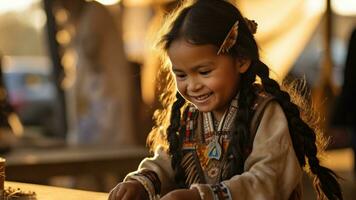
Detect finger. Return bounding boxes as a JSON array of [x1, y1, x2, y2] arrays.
[[108, 185, 120, 200], [108, 187, 117, 200], [108, 186, 126, 200], [108, 190, 116, 200], [116, 187, 127, 200], [121, 191, 133, 200]]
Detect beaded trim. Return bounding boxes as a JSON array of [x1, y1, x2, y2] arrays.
[[190, 183, 232, 200], [182, 106, 199, 150], [211, 182, 232, 200]]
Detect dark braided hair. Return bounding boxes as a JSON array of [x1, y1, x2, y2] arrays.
[[225, 61, 257, 176], [166, 92, 187, 188], [147, 0, 343, 199], [254, 59, 342, 199]]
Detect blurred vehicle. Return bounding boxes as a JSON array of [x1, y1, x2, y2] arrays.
[[1, 56, 57, 134]]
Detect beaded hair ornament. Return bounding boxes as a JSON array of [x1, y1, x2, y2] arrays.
[[217, 17, 258, 55]]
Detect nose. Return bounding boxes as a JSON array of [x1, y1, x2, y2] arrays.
[[187, 78, 203, 92]]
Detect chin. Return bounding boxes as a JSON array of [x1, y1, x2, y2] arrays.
[[193, 104, 214, 113]]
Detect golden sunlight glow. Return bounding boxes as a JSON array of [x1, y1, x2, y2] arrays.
[[0, 0, 46, 31], [306, 0, 326, 13], [122, 0, 151, 7], [238, 0, 326, 81], [56, 30, 71, 45], [332, 0, 356, 16], [61, 49, 77, 89], [0, 0, 37, 13], [54, 9, 69, 25], [322, 148, 353, 171], [95, 0, 121, 6]]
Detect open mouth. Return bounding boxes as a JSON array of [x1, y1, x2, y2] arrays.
[[191, 92, 213, 103]]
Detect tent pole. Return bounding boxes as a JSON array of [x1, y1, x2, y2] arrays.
[[313, 0, 336, 129]]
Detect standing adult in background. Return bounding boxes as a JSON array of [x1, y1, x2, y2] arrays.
[[331, 28, 356, 173], [55, 0, 136, 145]]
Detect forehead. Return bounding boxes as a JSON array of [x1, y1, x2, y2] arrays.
[[167, 39, 219, 66]]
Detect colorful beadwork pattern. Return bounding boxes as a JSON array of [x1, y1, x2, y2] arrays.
[[211, 182, 233, 200]]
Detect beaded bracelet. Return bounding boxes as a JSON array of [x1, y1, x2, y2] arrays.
[[190, 183, 232, 200], [211, 183, 232, 200]]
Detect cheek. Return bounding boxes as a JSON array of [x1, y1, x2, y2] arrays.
[[209, 74, 239, 93], [176, 82, 190, 102], [205, 78, 224, 91], [176, 81, 186, 95]]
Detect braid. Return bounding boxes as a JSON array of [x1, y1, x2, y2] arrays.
[[254, 60, 342, 200], [167, 92, 187, 188], [226, 65, 257, 176]]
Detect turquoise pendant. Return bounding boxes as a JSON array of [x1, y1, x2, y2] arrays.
[[207, 138, 222, 160]]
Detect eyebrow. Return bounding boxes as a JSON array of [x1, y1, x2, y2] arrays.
[[172, 68, 183, 73], [172, 61, 214, 72]]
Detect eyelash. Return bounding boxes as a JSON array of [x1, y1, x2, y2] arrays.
[[199, 70, 211, 75], [176, 74, 186, 78], [174, 69, 212, 79]]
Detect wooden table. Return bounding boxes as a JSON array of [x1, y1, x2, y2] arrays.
[[4, 145, 149, 183], [5, 181, 108, 200]]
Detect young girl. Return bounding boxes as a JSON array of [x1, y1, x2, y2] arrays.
[[109, 0, 343, 199]]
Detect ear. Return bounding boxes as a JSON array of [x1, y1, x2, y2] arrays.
[[236, 59, 251, 73]]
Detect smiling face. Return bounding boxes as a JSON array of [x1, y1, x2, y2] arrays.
[[168, 39, 247, 119]]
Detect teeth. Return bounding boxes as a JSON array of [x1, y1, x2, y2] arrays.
[[195, 94, 210, 100]]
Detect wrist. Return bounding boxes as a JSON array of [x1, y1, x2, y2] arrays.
[[190, 187, 202, 200], [126, 175, 158, 200], [190, 184, 215, 200], [126, 180, 149, 199]]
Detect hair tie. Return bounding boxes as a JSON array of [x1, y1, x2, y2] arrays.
[[244, 17, 258, 34]]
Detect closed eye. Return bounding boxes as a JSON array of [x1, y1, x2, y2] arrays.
[[199, 70, 212, 75], [174, 72, 186, 79]]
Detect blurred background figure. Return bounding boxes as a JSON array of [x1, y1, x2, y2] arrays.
[[331, 28, 356, 173], [0, 0, 354, 198], [54, 0, 136, 145], [0, 53, 23, 154]]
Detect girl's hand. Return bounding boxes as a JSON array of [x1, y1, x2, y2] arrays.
[[160, 188, 200, 200], [108, 180, 148, 200]]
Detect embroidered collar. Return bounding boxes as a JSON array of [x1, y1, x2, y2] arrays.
[[203, 94, 239, 134], [203, 94, 239, 160]]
